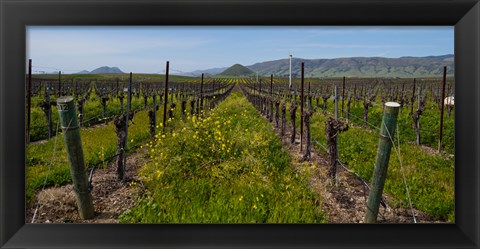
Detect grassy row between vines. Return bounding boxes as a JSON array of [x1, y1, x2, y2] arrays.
[[119, 92, 326, 223]]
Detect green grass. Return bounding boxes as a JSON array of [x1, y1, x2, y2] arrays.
[[119, 92, 326, 223]]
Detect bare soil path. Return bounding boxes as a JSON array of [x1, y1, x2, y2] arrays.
[[26, 149, 146, 223]]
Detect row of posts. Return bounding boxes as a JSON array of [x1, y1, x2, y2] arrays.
[[242, 62, 406, 223], [249, 66, 447, 223], [54, 60, 234, 219], [27, 59, 449, 154], [30, 58, 446, 222]]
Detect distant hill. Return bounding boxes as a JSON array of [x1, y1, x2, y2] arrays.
[[88, 66, 124, 74], [77, 70, 90, 74], [218, 64, 255, 77], [184, 67, 228, 77], [246, 55, 454, 78]]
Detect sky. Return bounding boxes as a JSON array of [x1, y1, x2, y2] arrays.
[[27, 26, 454, 74]]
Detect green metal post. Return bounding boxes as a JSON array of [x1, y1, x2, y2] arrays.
[[365, 101, 400, 223], [57, 96, 95, 219]]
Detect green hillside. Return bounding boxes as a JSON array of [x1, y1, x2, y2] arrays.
[[218, 64, 255, 77], [246, 55, 455, 78]]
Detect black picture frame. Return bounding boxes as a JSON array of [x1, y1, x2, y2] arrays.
[[1, 0, 479, 248]]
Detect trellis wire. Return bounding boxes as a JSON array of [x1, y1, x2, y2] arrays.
[[381, 119, 417, 223], [31, 119, 62, 223]]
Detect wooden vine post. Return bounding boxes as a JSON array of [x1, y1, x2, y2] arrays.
[[56, 96, 95, 219], [275, 100, 280, 128], [26, 59, 32, 144], [259, 79, 262, 113], [190, 98, 195, 116], [290, 103, 297, 144], [300, 62, 304, 151], [321, 86, 330, 114], [118, 72, 133, 181], [346, 92, 353, 122], [365, 102, 400, 223], [58, 71, 62, 96], [253, 81, 256, 109], [281, 103, 286, 136], [148, 91, 158, 137], [410, 78, 416, 115], [153, 92, 157, 133], [438, 66, 447, 152], [308, 81, 312, 109], [163, 61, 170, 132], [200, 73, 204, 114], [269, 74, 273, 122], [181, 99, 187, 119], [342, 76, 345, 118]]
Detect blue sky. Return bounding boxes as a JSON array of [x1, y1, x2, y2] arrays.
[[27, 26, 454, 74]]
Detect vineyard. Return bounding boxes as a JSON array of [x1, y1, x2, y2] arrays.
[[25, 62, 454, 224]]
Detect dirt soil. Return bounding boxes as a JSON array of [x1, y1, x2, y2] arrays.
[[268, 111, 444, 223], [26, 150, 147, 223]]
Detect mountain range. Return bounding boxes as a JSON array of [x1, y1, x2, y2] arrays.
[[188, 54, 454, 78], [77, 66, 124, 74]]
